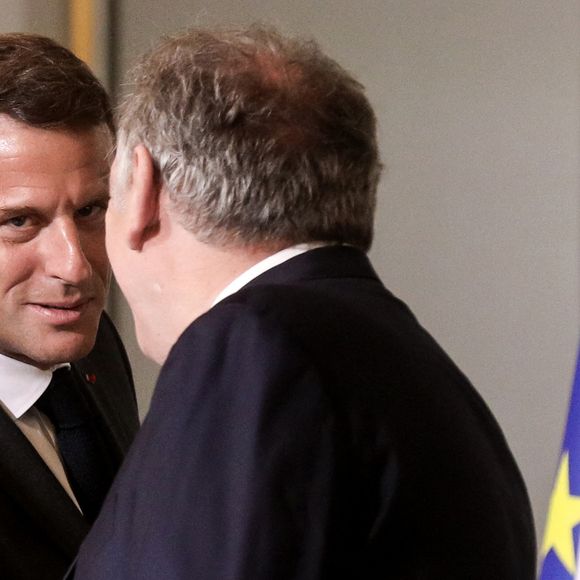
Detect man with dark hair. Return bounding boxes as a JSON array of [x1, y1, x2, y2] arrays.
[[0, 34, 139, 579], [74, 26, 535, 579]]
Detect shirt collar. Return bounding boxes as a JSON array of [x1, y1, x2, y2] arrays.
[[212, 242, 328, 307], [0, 354, 69, 419]]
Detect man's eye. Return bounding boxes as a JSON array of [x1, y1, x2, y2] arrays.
[[7, 215, 28, 227], [0, 214, 38, 241], [76, 203, 107, 220], [77, 205, 98, 218]]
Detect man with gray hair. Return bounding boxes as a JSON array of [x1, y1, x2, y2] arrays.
[[73, 25, 535, 579]]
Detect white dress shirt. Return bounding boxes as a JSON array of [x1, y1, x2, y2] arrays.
[[0, 353, 80, 509], [212, 243, 327, 306]]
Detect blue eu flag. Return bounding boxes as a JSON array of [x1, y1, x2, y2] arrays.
[[540, 351, 580, 579]]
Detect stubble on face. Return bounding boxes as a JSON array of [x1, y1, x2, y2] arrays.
[[0, 117, 113, 368]]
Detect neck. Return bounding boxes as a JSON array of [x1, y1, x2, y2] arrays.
[[139, 227, 281, 364]]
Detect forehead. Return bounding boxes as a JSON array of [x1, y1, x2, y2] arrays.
[[0, 116, 111, 199]]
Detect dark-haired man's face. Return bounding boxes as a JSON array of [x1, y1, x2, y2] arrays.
[[0, 115, 111, 368]]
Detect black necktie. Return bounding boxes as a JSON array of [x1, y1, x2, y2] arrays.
[[36, 367, 113, 522]]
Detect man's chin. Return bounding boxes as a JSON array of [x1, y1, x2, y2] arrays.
[[22, 335, 98, 368]]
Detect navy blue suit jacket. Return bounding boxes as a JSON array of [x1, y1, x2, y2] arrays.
[[73, 246, 535, 579]]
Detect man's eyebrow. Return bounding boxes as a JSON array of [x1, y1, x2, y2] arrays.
[[0, 204, 38, 221], [0, 202, 34, 213], [84, 190, 111, 203], [87, 188, 110, 197]]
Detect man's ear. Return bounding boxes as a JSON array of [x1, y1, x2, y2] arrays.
[[127, 144, 160, 251]]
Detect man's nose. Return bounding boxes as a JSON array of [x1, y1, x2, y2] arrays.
[[43, 219, 92, 284]]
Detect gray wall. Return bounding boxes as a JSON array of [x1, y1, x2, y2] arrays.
[[113, 0, 580, 540], [0, 0, 68, 43]]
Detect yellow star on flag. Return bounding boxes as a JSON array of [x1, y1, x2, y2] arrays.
[[542, 452, 580, 574]]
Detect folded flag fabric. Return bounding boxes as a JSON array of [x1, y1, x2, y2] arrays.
[[540, 351, 580, 579]]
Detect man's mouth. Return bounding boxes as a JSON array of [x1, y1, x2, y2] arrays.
[[27, 298, 94, 323], [37, 300, 88, 309]]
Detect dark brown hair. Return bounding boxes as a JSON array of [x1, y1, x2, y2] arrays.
[[0, 33, 113, 134]]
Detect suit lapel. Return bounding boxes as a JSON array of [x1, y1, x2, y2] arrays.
[[71, 361, 133, 466], [71, 314, 140, 459], [0, 405, 89, 557]]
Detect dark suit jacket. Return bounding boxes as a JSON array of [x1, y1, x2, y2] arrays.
[[0, 312, 139, 580], [73, 246, 536, 579]]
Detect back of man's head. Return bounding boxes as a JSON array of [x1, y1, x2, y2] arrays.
[[0, 33, 113, 134], [116, 25, 382, 251]]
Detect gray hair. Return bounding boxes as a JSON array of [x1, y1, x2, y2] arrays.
[[116, 25, 382, 251]]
